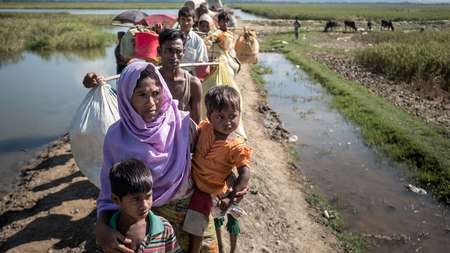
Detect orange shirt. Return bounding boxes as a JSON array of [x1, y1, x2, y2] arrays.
[[191, 120, 252, 195]]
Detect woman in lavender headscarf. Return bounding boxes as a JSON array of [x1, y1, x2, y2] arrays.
[[96, 62, 218, 253]]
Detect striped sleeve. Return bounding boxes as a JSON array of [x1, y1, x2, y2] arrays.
[[141, 217, 182, 253]]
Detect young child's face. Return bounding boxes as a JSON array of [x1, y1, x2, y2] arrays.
[[198, 20, 210, 33], [208, 107, 240, 136], [117, 191, 153, 220], [218, 19, 228, 32], [178, 15, 194, 33]]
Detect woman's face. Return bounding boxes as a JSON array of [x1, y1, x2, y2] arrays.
[[131, 77, 162, 122]]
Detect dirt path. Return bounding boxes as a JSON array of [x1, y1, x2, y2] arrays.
[[0, 64, 340, 252]]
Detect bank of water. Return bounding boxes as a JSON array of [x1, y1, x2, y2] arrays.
[[258, 53, 450, 252], [0, 44, 120, 198]]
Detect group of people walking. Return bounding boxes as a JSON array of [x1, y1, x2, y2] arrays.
[[84, 3, 253, 253]]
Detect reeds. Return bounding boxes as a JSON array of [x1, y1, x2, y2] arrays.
[[355, 31, 450, 91], [0, 13, 115, 54]]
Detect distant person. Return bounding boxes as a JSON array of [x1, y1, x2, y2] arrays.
[[198, 13, 215, 34], [217, 11, 231, 32], [114, 31, 127, 74], [177, 6, 209, 78], [183, 86, 252, 253], [105, 158, 181, 253], [293, 17, 301, 40]]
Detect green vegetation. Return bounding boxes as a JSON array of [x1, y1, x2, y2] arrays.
[[0, 2, 180, 9], [261, 33, 450, 204], [250, 64, 272, 89], [355, 31, 450, 91], [231, 3, 450, 21], [0, 13, 115, 55]]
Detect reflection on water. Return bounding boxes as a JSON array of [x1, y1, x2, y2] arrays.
[[259, 53, 450, 253], [0, 44, 117, 197]]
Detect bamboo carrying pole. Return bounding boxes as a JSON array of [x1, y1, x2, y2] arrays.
[[103, 62, 220, 82]]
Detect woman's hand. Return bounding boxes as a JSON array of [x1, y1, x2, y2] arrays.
[[82, 72, 104, 88], [96, 220, 134, 253]]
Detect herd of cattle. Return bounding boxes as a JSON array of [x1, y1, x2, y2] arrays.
[[324, 19, 395, 32]]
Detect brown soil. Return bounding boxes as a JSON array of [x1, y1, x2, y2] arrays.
[[0, 64, 340, 252]]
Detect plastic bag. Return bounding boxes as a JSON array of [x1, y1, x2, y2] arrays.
[[69, 84, 120, 188]]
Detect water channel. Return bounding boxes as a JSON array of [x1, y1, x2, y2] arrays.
[[259, 53, 449, 252]]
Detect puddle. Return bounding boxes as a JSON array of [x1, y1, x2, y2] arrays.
[[259, 53, 450, 252]]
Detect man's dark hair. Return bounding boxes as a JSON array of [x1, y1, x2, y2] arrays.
[[158, 28, 186, 47], [109, 158, 153, 198], [218, 11, 230, 22], [178, 6, 195, 18], [205, 86, 241, 114]]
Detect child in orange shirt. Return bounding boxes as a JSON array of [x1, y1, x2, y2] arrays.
[[183, 86, 252, 253]]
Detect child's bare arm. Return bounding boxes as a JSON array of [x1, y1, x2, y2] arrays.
[[222, 166, 250, 209]]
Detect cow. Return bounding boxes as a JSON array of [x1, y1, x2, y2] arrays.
[[367, 20, 373, 31], [381, 20, 394, 31], [324, 20, 339, 32], [344, 20, 357, 32]]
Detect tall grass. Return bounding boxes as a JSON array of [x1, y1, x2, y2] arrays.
[[355, 31, 450, 91], [232, 3, 450, 21], [0, 13, 115, 54], [0, 2, 180, 9]]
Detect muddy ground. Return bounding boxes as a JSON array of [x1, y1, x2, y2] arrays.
[[0, 64, 340, 253]]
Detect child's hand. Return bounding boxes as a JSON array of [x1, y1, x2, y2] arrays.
[[232, 186, 249, 203], [219, 197, 231, 211]]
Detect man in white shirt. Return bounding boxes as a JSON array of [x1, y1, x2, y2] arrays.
[[177, 6, 209, 79]]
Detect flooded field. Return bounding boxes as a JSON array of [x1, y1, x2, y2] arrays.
[[259, 53, 450, 253]]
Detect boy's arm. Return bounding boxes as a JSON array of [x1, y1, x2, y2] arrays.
[[96, 211, 134, 253]]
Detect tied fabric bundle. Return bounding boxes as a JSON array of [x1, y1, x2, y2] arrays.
[[235, 28, 259, 64]]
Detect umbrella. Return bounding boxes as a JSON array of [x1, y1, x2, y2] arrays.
[[112, 10, 148, 24], [138, 14, 177, 28]]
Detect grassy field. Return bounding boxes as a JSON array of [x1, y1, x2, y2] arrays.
[[0, 2, 181, 9], [354, 30, 450, 91], [232, 3, 450, 21], [0, 13, 115, 55], [259, 33, 450, 204]]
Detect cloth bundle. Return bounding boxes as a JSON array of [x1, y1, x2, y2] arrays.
[[235, 28, 259, 64]]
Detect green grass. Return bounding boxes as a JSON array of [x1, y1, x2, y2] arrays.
[[231, 3, 450, 21], [0, 2, 181, 9], [260, 33, 450, 204], [0, 13, 115, 55], [250, 64, 272, 89], [354, 30, 450, 90]]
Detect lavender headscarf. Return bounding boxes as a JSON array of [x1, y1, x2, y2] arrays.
[[97, 62, 191, 215]]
